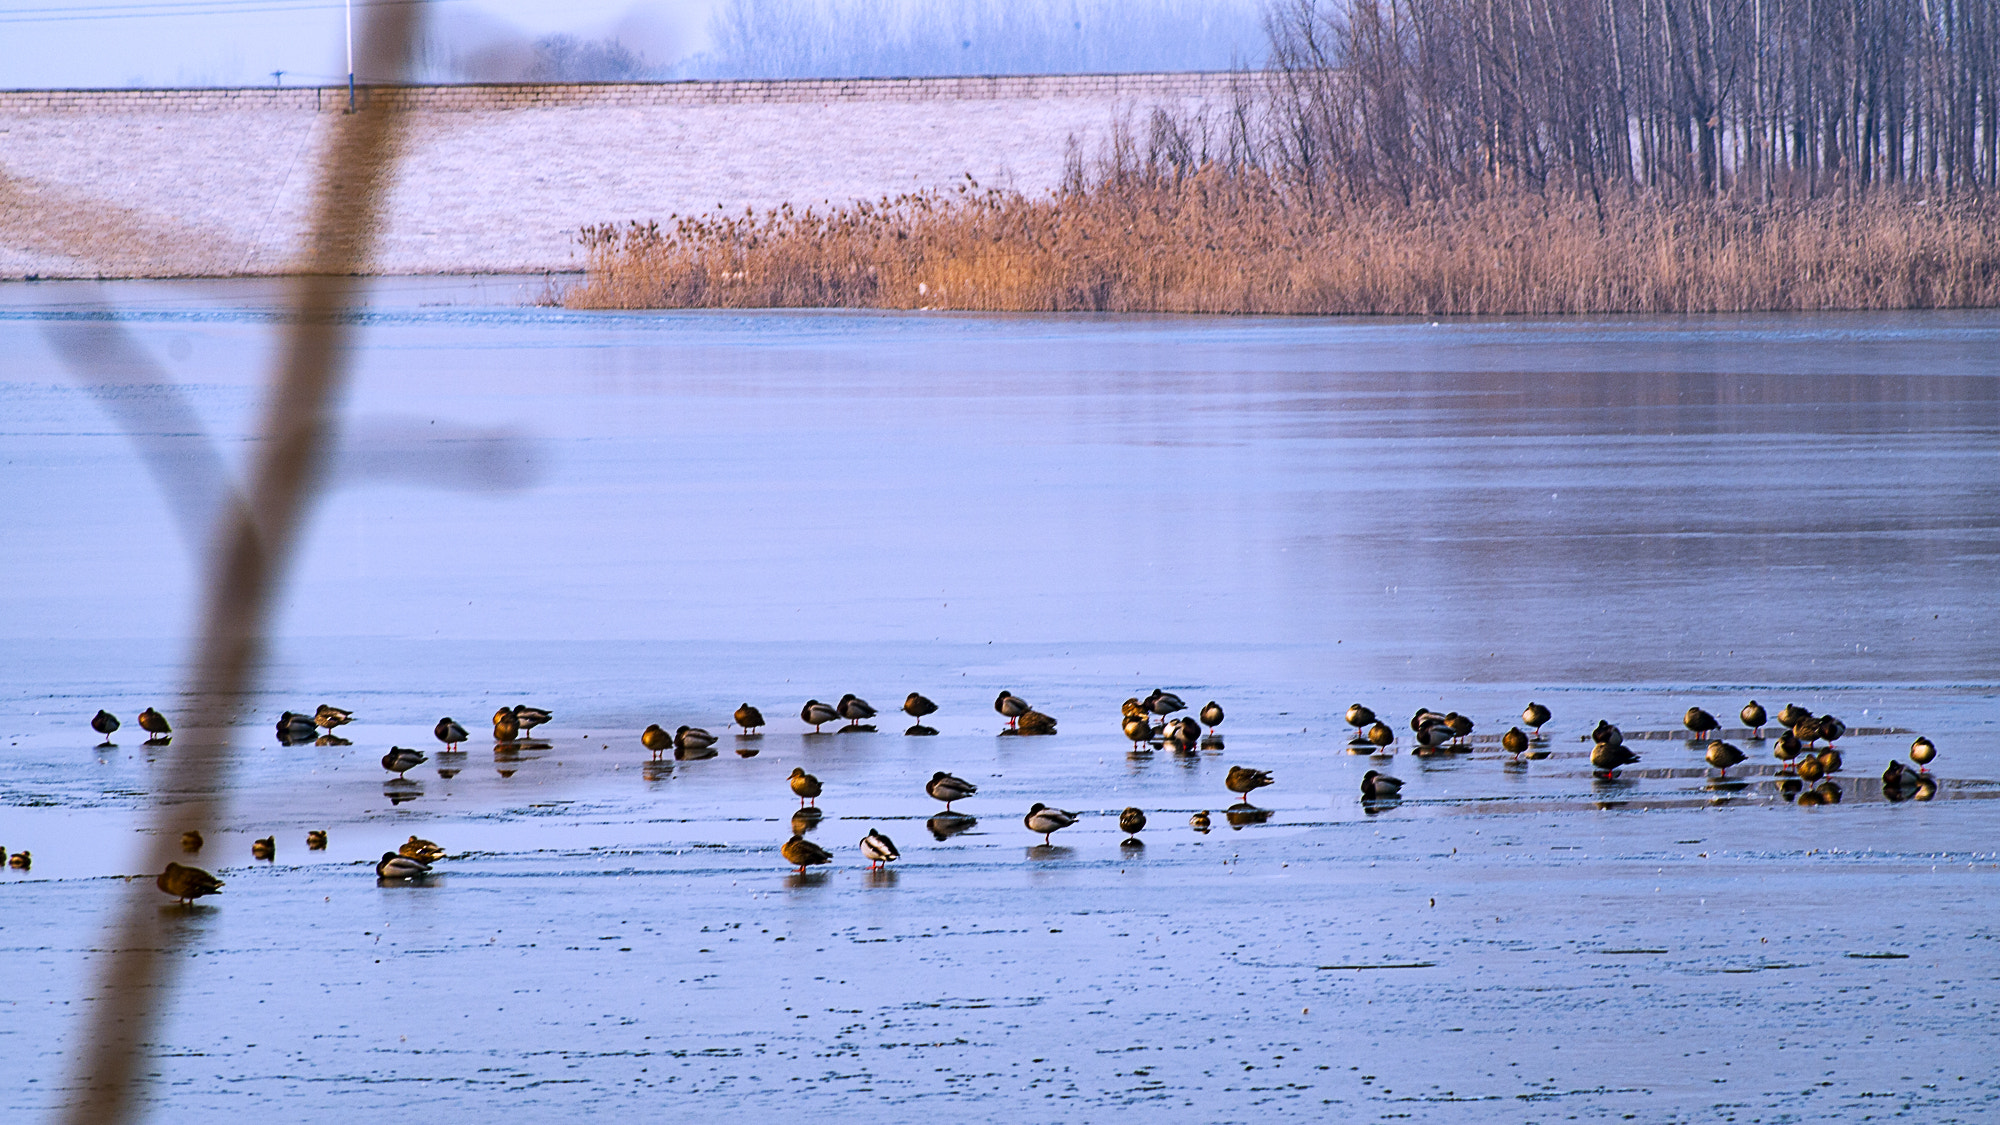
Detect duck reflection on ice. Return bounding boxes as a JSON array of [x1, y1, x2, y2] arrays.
[[641, 759, 671, 782], [1226, 805, 1272, 829], [864, 867, 900, 888], [926, 811, 976, 840], [1026, 843, 1074, 860], [791, 807, 825, 835], [383, 778, 421, 804]]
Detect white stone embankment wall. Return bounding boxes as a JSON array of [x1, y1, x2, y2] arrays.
[[0, 74, 1245, 278]]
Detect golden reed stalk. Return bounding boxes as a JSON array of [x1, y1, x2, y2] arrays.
[[565, 172, 2000, 315]]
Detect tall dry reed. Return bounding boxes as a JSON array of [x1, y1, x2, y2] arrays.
[[565, 173, 2000, 314]]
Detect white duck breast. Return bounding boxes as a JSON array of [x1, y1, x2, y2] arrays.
[[860, 829, 900, 866], [1023, 803, 1078, 841]]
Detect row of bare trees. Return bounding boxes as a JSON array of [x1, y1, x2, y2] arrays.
[[1252, 0, 1999, 201]]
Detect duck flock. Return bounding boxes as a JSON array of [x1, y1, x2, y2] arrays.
[[43, 692, 1947, 899]]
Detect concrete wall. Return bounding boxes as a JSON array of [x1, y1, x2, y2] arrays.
[[0, 74, 1246, 278]]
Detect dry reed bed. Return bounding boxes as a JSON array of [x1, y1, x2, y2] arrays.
[[565, 177, 2000, 315]]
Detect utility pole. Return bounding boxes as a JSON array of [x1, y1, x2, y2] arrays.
[[271, 69, 285, 86], [345, 0, 355, 111]]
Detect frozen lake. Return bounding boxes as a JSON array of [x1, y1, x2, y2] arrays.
[[2, 279, 1998, 1121]]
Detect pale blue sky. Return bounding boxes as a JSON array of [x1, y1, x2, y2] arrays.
[[0, 0, 711, 87], [0, 0, 1263, 88]]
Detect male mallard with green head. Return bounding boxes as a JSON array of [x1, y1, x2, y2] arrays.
[[1521, 702, 1551, 738], [995, 691, 1031, 727], [377, 852, 430, 879], [800, 699, 838, 732], [925, 771, 976, 809], [859, 828, 899, 870], [1023, 803, 1077, 844], [434, 717, 469, 750], [381, 746, 427, 777], [1360, 770, 1403, 800]]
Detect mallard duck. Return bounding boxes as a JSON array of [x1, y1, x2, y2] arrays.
[[1797, 755, 1825, 782], [1119, 807, 1147, 838], [675, 725, 718, 754], [836, 694, 877, 725], [180, 830, 203, 853], [376, 851, 430, 879], [995, 691, 1031, 727], [1501, 727, 1529, 756], [1445, 712, 1474, 745], [1684, 707, 1719, 740], [1882, 759, 1912, 789], [902, 693, 938, 722], [1189, 810, 1212, 832], [1521, 702, 1551, 737], [157, 861, 222, 902], [400, 835, 446, 862], [381, 746, 427, 776], [1122, 697, 1148, 720], [1740, 700, 1767, 738], [1163, 717, 1199, 750], [91, 709, 121, 740], [1817, 748, 1843, 774], [433, 717, 469, 750], [137, 707, 171, 738], [251, 836, 275, 860], [8, 850, 29, 870], [782, 834, 833, 871], [1199, 701, 1225, 729], [1413, 719, 1454, 752], [1410, 708, 1449, 734], [1123, 714, 1154, 746], [276, 711, 318, 740], [1910, 736, 1936, 771], [1023, 803, 1077, 843], [314, 705, 353, 731], [511, 705, 552, 735], [1819, 715, 1847, 744], [1225, 766, 1274, 802], [790, 767, 823, 806], [1590, 743, 1639, 775], [925, 771, 976, 809], [1705, 741, 1746, 774], [1591, 720, 1623, 747], [1143, 690, 1186, 719], [1015, 710, 1058, 736], [640, 723, 672, 759], [1774, 729, 1803, 763], [1360, 770, 1403, 800], [492, 709, 521, 742], [733, 703, 765, 733], [859, 828, 900, 869], [800, 699, 838, 732], [1346, 703, 1377, 732], [1366, 722, 1395, 750], [306, 830, 327, 850]]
